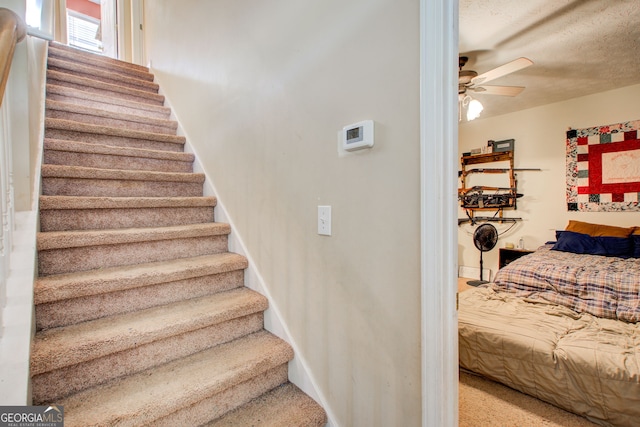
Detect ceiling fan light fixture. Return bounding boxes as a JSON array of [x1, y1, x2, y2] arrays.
[[466, 98, 483, 121]]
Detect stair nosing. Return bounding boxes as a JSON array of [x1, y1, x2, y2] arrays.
[[31, 288, 269, 375], [41, 164, 203, 183], [45, 118, 185, 146], [43, 139, 194, 162], [37, 222, 231, 251], [39, 195, 215, 210], [34, 252, 247, 304], [59, 331, 293, 426]]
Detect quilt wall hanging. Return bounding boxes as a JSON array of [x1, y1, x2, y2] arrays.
[[566, 119, 640, 212]]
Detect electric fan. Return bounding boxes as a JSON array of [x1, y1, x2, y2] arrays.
[[467, 223, 498, 287]]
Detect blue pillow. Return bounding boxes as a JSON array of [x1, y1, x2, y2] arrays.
[[633, 235, 640, 258], [552, 230, 632, 257]]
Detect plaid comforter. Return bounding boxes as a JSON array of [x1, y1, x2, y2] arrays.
[[491, 245, 640, 323]]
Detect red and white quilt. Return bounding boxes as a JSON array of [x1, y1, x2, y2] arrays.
[[566, 120, 640, 211]]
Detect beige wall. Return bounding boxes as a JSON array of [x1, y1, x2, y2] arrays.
[[144, 1, 422, 425], [458, 83, 640, 278]]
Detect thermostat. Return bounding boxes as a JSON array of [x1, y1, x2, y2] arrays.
[[342, 120, 374, 151]]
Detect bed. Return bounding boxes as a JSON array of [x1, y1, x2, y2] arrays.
[[458, 221, 640, 427]]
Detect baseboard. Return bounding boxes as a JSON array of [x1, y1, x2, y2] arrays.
[[459, 265, 492, 282]]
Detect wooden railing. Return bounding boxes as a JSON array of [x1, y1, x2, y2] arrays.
[[0, 8, 26, 107]]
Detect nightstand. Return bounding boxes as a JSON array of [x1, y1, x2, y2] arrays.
[[458, 277, 475, 293], [499, 248, 534, 269]]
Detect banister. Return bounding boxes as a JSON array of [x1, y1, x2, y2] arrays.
[[0, 7, 27, 107]]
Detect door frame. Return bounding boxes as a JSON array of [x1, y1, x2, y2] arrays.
[[419, 0, 459, 425], [100, 0, 117, 58], [129, 0, 145, 65]]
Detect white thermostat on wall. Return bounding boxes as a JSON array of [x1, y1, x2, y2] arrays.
[[342, 120, 374, 151]]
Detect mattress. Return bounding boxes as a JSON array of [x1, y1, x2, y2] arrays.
[[459, 286, 640, 426]]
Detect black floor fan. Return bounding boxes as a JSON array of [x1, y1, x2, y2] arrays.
[[467, 223, 498, 287]]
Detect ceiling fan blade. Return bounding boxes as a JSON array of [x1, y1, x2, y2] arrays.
[[471, 57, 533, 85], [471, 85, 525, 97]]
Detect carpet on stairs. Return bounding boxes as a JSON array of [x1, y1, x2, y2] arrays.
[[31, 41, 327, 426]]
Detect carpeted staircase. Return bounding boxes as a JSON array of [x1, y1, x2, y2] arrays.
[[31, 42, 327, 426]]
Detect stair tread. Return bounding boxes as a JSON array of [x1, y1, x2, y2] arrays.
[[47, 69, 165, 104], [60, 331, 293, 426], [46, 84, 171, 117], [41, 164, 203, 182], [35, 252, 247, 304], [46, 99, 177, 129], [43, 139, 193, 162], [32, 288, 268, 375], [206, 383, 327, 427], [48, 56, 159, 93], [39, 195, 215, 210], [45, 118, 185, 146], [37, 222, 231, 251]]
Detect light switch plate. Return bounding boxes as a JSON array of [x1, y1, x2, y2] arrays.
[[318, 206, 332, 236]]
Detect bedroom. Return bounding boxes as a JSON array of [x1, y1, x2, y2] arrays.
[[458, 0, 640, 273], [457, 1, 640, 426]]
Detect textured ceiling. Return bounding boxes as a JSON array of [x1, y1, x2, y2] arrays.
[[459, 0, 640, 120]]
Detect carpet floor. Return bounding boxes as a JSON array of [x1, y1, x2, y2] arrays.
[[459, 371, 599, 426]]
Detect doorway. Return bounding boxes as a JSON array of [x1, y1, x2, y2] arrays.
[[65, 0, 117, 58]]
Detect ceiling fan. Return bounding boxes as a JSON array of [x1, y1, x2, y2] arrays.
[[459, 56, 533, 97], [458, 56, 533, 121]]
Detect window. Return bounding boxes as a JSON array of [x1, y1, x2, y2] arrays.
[[67, 10, 102, 53]]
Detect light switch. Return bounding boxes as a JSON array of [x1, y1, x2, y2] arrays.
[[318, 206, 332, 236]]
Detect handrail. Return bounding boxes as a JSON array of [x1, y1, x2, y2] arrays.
[[0, 8, 27, 107]]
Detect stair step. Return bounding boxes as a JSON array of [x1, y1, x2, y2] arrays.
[[32, 287, 266, 374], [41, 164, 204, 198], [35, 252, 247, 305], [48, 43, 154, 82], [37, 223, 231, 275], [46, 84, 171, 120], [48, 56, 160, 94], [43, 139, 194, 173], [206, 383, 327, 427], [45, 99, 178, 135], [45, 118, 185, 152], [39, 195, 214, 231], [32, 289, 267, 403], [49, 41, 150, 74], [47, 69, 165, 106], [59, 331, 293, 427], [34, 252, 248, 328], [34, 313, 266, 405]]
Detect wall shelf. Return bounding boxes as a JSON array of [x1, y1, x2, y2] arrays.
[[458, 150, 517, 222]]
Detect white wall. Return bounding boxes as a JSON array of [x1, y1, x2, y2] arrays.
[[458, 84, 640, 277], [0, 0, 46, 405], [144, 1, 421, 425]]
